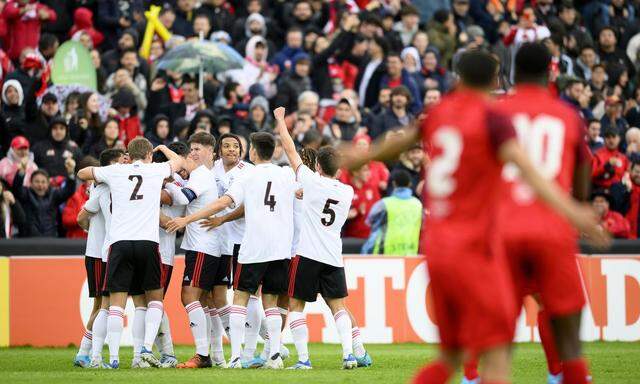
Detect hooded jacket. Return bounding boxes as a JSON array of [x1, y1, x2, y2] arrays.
[[69, 7, 104, 47], [32, 118, 81, 178], [145, 114, 173, 147], [2, 1, 57, 60], [0, 148, 38, 187], [1, 80, 29, 152]]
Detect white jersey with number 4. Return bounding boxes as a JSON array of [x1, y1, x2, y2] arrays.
[[226, 163, 296, 264], [93, 160, 171, 245], [83, 183, 107, 259], [213, 159, 254, 255], [181, 165, 221, 256], [296, 165, 353, 267]]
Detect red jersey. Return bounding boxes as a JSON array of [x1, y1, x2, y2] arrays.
[[422, 90, 516, 251], [592, 147, 629, 189], [494, 85, 590, 239]]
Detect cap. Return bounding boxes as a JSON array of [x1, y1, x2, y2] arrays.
[[10, 135, 29, 149], [42, 93, 58, 103]]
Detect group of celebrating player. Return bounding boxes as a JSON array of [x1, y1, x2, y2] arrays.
[[72, 108, 371, 371], [72, 40, 610, 383]]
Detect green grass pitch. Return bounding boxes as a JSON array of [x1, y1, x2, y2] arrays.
[[0, 342, 638, 383]]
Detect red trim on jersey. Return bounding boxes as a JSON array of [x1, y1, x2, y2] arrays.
[[233, 263, 242, 290], [288, 255, 300, 297]]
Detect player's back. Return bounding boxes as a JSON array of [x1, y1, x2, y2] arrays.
[[233, 163, 296, 263], [496, 84, 587, 237], [423, 90, 511, 251]]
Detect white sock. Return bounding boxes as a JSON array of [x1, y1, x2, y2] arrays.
[[279, 306, 289, 325], [352, 327, 366, 358], [185, 301, 209, 356], [259, 317, 269, 359], [289, 311, 309, 363], [229, 305, 247, 359], [132, 307, 147, 359], [265, 307, 282, 359], [78, 330, 92, 356], [144, 301, 164, 351], [155, 312, 174, 355], [107, 306, 125, 362], [333, 310, 353, 358], [203, 306, 212, 346], [209, 308, 224, 361], [218, 304, 231, 338], [242, 296, 263, 361], [91, 309, 108, 361]]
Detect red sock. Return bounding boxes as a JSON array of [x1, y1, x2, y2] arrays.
[[412, 361, 453, 384], [464, 358, 479, 380], [538, 310, 563, 375], [563, 358, 589, 384]]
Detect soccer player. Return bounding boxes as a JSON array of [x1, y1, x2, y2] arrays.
[[341, 50, 608, 383], [162, 132, 227, 368], [167, 131, 297, 370], [74, 149, 124, 368], [77, 137, 185, 369], [273, 106, 361, 369]]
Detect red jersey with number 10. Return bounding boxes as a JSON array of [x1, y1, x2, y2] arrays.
[[494, 85, 590, 238], [421, 90, 516, 253]]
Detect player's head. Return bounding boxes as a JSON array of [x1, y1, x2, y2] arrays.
[[391, 169, 412, 189], [100, 148, 126, 166], [514, 42, 551, 86], [188, 131, 216, 166], [153, 141, 189, 163], [316, 146, 340, 178], [127, 137, 154, 162], [298, 147, 317, 169], [249, 132, 276, 162], [217, 133, 243, 166], [455, 49, 499, 90]]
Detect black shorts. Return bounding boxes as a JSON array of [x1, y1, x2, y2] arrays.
[[288, 255, 348, 302], [234, 258, 289, 295], [161, 263, 173, 296], [183, 251, 230, 291], [105, 240, 161, 295], [223, 244, 241, 288], [85, 257, 106, 298]]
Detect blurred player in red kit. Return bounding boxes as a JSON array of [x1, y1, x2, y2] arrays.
[[341, 50, 608, 384], [462, 42, 597, 384]]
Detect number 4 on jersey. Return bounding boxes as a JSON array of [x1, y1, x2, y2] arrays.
[[264, 181, 276, 211]]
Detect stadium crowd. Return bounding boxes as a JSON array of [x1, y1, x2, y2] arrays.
[[0, 0, 639, 242]]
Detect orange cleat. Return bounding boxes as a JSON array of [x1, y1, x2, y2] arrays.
[[176, 354, 213, 368]]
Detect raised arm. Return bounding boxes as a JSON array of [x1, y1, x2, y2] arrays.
[[341, 126, 420, 171], [274, 107, 303, 171], [166, 195, 234, 233], [154, 145, 185, 173], [77, 167, 96, 181]]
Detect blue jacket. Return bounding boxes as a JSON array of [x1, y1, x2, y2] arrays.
[[380, 69, 423, 115], [271, 46, 305, 73]]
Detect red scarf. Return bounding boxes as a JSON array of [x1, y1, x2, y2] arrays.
[[627, 183, 640, 239]]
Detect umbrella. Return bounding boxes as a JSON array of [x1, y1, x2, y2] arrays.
[[38, 84, 111, 120], [157, 41, 245, 97]]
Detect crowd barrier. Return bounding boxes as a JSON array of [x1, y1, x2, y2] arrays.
[[0, 251, 638, 347]]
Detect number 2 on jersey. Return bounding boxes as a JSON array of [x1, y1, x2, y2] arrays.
[[128, 175, 144, 200], [264, 181, 276, 211], [427, 128, 463, 198], [321, 199, 339, 226]]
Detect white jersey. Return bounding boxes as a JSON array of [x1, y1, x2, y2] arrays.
[[83, 183, 107, 259], [291, 182, 302, 257], [93, 160, 171, 245], [213, 159, 254, 255], [181, 165, 221, 256], [159, 174, 187, 266], [226, 163, 296, 264], [295, 165, 353, 267]]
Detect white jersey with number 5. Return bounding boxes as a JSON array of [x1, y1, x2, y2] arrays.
[[93, 160, 171, 245], [226, 163, 296, 264], [295, 165, 353, 267]]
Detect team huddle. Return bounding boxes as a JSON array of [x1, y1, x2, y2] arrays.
[[72, 107, 371, 370]]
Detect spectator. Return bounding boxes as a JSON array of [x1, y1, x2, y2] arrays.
[[362, 169, 423, 255], [1, 79, 28, 153], [587, 119, 604, 153], [325, 97, 359, 142], [69, 7, 104, 48], [558, 3, 593, 49], [2, 0, 56, 61], [85, 118, 124, 159], [29, 92, 60, 144], [0, 136, 38, 187], [187, 109, 216, 138], [598, 26, 635, 78], [0, 178, 26, 238], [192, 13, 213, 39], [32, 116, 81, 179], [380, 53, 422, 115], [424, 88, 442, 112], [234, 12, 276, 59], [105, 66, 147, 113], [394, 4, 421, 47], [340, 133, 389, 194], [40, 1, 73, 43], [62, 91, 80, 124], [110, 88, 141, 146], [235, 95, 272, 138], [61, 156, 98, 239], [195, 0, 233, 34], [600, 95, 630, 142], [370, 85, 415, 139], [427, 9, 457, 66], [452, 0, 474, 34], [592, 126, 630, 189], [101, 28, 149, 80], [173, 0, 196, 37], [592, 189, 631, 238], [271, 27, 305, 73], [144, 114, 173, 147], [11, 157, 76, 237], [225, 36, 278, 99], [274, 52, 312, 113], [167, 75, 205, 123], [96, 0, 142, 52], [388, 140, 425, 197], [575, 45, 599, 81], [70, 92, 103, 151], [418, 48, 453, 95], [36, 32, 59, 64], [611, 161, 640, 238], [344, 163, 380, 239], [355, 35, 388, 109]]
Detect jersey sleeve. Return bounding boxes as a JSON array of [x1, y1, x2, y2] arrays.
[[226, 173, 247, 206], [184, 167, 210, 197], [296, 164, 317, 186], [486, 108, 517, 154], [84, 186, 102, 214], [155, 162, 172, 179], [92, 164, 117, 184]]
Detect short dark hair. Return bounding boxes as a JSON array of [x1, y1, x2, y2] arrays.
[[182, 75, 197, 86], [250, 132, 276, 160], [588, 118, 600, 126], [216, 133, 243, 157], [120, 47, 138, 56], [391, 85, 412, 103], [301, 129, 322, 146], [391, 169, 411, 188], [371, 35, 389, 56], [433, 9, 450, 24], [100, 149, 125, 166], [223, 81, 240, 100], [31, 169, 49, 182], [515, 42, 551, 85], [153, 142, 189, 162], [188, 131, 216, 148], [39, 33, 58, 52], [456, 50, 498, 89], [316, 146, 340, 177]]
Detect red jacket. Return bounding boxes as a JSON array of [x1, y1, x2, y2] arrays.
[[592, 147, 629, 188], [626, 183, 640, 239], [62, 182, 88, 239], [2, 1, 56, 60], [116, 114, 142, 146], [601, 210, 631, 239], [344, 178, 380, 239], [69, 7, 104, 48]]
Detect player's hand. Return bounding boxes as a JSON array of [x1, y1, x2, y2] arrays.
[[295, 188, 303, 200], [273, 107, 286, 122], [166, 216, 189, 233], [200, 216, 223, 231], [572, 204, 611, 249], [65, 158, 76, 175], [154, 144, 168, 153]]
